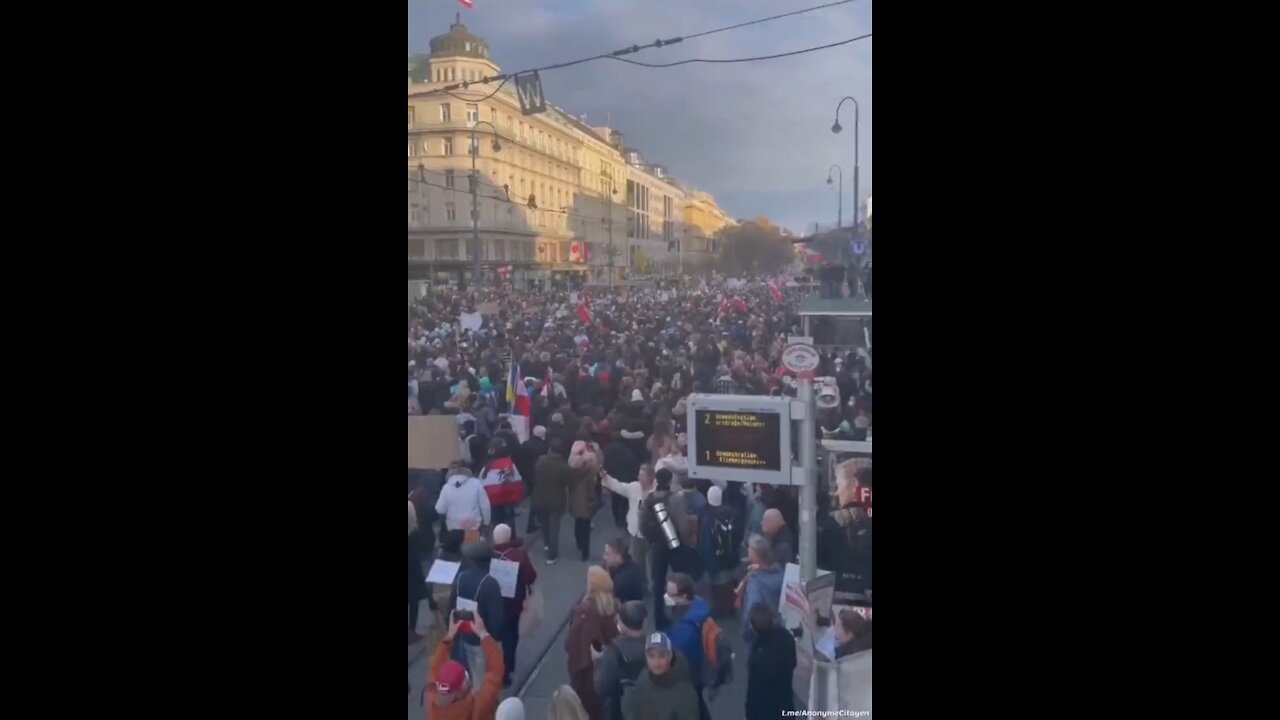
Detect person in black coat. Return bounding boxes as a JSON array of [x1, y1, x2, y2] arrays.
[[604, 537, 646, 604], [517, 427, 548, 532], [449, 539, 505, 681], [604, 434, 640, 529], [745, 601, 797, 720]]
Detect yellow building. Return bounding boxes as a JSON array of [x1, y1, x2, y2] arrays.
[[407, 16, 726, 288], [682, 189, 735, 271]]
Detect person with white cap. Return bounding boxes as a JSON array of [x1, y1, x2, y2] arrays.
[[492, 523, 537, 688], [705, 486, 742, 618]]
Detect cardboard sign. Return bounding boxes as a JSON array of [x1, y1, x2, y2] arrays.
[[408, 416, 464, 469], [508, 415, 530, 443], [477, 302, 500, 315], [455, 597, 478, 615], [489, 558, 520, 599]]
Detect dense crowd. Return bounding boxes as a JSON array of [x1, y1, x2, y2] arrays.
[[408, 277, 872, 720]]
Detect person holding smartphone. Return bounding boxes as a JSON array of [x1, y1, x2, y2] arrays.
[[424, 612, 503, 720]]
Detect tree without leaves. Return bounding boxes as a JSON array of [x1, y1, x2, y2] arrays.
[[713, 218, 793, 275]]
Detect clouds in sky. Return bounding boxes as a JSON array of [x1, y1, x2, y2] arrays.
[[409, 0, 871, 235]]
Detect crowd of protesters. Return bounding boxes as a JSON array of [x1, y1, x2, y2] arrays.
[[408, 276, 872, 720]]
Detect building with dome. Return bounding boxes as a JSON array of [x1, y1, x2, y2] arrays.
[[408, 16, 727, 290]]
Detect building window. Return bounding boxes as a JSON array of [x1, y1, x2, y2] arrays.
[[442, 137, 454, 155], [408, 106, 415, 128], [490, 108, 498, 125], [438, 238, 459, 260], [410, 203, 420, 226], [506, 116, 514, 134], [445, 170, 455, 189], [466, 104, 479, 123], [408, 142, 414, 158], [495, 239, 505, 260], [469, 137, 479, 156], [409, 238, 426, 258], [440, 104, 452, 122], [446, 202, 457, 222]]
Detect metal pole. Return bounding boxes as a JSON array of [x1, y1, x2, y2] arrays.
[[470, 132, 480, 288], [853, 104, 860, 232], [827, 164, 843, 229], [606, 180, 614, 288], [798, 318, 817, 582]]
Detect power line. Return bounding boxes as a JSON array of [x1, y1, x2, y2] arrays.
[[408, 0, 859, 99], [682, 0, 857, 41], [440, 77, 510, 104], [608, 34, 871, 68]]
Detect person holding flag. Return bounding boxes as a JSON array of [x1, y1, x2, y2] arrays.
[[482, 364, 528, 529]]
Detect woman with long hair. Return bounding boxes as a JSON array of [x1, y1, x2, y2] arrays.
[[564, 566, 620, 720]]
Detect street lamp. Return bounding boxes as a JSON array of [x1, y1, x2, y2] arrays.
[[832, 96, 860, 233], [826, 164, 844, 229], [468, 120, 502, 288], [601, 173, 619, 287]]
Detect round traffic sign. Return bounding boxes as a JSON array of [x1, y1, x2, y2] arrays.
[[782, 343, 820, 376]]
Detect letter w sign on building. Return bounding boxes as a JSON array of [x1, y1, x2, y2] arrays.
[[515, 72, 547, 116]]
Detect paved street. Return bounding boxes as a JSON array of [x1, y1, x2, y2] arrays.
[[408, 499, 755, 720], [408, 500, 623, 720]]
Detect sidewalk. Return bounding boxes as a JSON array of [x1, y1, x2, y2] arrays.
[[408, 502, 624, 720]]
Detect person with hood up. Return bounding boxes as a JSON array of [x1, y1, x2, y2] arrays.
[[622, 631, 699, 720], [565, 566, 620, 720], [594, 601, 649, 720], [567, 439, 601, 562], [436, 464, 491, 535], [662, 573, 712, 720], [493, 524, 538, 687], [533, 438, 571, 564], [449, 540, 504, 684], [744, 601, 797, 720], [425, 612, 503, 720], [738, 537, 785, 645]]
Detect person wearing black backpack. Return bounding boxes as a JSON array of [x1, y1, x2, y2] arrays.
[[705, 486, 741, 618], [594, 601, 649, 720]]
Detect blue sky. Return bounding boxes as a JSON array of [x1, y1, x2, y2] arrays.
[[408, 0, 872, 236]]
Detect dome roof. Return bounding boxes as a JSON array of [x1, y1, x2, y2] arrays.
[[429, 13, 490, 60]]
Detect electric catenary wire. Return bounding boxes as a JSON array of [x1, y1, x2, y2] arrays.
[[408, 0, 860, 99], [608, 33, 870, 68]]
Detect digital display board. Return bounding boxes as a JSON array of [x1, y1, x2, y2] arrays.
[[694, 410, 783, 472], [687, 394, 793, 485]]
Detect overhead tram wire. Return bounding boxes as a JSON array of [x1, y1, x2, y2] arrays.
[[608, 34, 872, 68], [407, 0, 860, 99]]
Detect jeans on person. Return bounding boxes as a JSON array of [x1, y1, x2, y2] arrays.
[[541, 511, 564, 559], [574, 518, 592, 561]]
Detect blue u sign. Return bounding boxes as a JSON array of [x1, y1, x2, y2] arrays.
[[851, 239, 867, 256]]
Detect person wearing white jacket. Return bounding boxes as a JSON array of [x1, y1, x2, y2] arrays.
[[601, 464, 656, 571], [436, 464, 491, 532]]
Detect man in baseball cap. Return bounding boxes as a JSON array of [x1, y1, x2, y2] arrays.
[[425, 612, 503, 719], [626, 631, 699, 720]]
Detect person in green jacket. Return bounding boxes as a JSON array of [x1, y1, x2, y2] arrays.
[[623, 632, 699, 720]]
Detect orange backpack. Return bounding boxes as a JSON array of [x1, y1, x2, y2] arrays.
[[701, 617, 733, 688]]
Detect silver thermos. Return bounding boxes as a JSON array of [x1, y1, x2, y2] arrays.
[[652, 501, 682, 549]]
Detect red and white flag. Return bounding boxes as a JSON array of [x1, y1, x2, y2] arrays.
[[576, 297, 592, 324], [457, 0, 473, 9], [543, 366, 554, 399], [768, 279, 784, 303]]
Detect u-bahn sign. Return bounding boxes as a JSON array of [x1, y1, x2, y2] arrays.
[[688, 394, 792, 486]]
